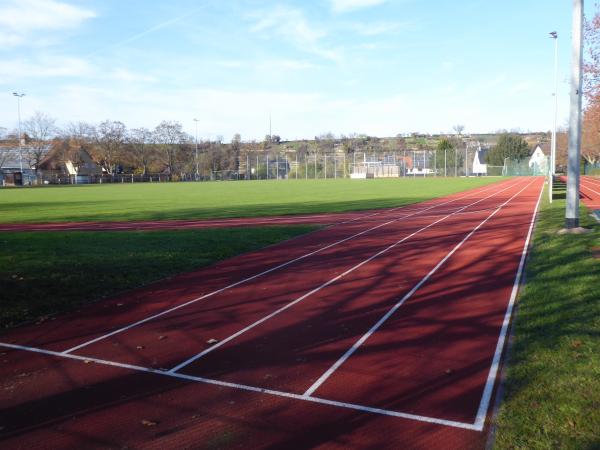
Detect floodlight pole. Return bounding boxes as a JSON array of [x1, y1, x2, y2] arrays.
[[549, 31, 559, 203], [193, 118, 199, 180], [13, 92, 25, 172], [565, 0, 584, 229]]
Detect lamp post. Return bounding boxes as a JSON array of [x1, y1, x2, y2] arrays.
[[12, 92, 25, 173], [565, 0, 584, 229], [549, 31, 559, 203], [193, 118, 199, 181]]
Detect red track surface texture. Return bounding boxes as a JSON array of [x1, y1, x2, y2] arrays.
[[0, 211, 376, 232], [576, 175, 600, 210], [0, 177, 544, 450]]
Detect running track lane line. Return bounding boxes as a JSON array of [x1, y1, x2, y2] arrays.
[[302, 178, 539, 400], [0, 342, 479, 431], [470, 178, 543, 430], [580, 179, 600, 197], [168, 178, 527, 373], [62, 179, 517, 354]]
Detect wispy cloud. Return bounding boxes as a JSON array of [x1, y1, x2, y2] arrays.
[[347, 21, 410, 36], [249, 6, 341, 62], [0, 0, 95, 47], [330, 0, 387, 13], [0, 56, 92, 83]]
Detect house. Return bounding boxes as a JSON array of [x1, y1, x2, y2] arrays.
[[0, 145, 49, 186], [37, 146, 102, 184], [529, 144, 548, 170], [472, 145, 489, 176]]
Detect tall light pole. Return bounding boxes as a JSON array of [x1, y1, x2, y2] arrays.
[[13, 92, 25, 173], [565, 0, 584, 229], [549, 31, 559, 203], [193, 118, 199, 180]]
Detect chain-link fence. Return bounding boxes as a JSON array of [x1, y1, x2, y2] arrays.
[[502, 157, 549, 176]]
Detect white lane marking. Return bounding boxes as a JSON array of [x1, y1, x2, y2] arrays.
[[472, 179, 544, 431], [579, 180, 600, 197], [0, 342, 479, 431], [303, 178, 537, 398], [169, 180, 525, 373], [62, 180, 516, 354]]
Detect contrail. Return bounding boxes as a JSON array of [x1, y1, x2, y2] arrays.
[[85, 4, 211, 58]]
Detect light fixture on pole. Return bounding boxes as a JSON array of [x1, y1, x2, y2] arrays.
[[193, 118, 199, 181], [565, 0, 584, 229], [12, 92, 25, 173]]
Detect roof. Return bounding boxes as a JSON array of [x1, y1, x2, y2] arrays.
[[0, 145, 51, 169]]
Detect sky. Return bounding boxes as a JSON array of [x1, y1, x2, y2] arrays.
[[0, 0, 597, 141]]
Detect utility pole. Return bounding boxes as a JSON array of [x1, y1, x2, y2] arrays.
[[193, 118, 199, 180], [565, 0, 584, 229], [549, 31, 559, 203], [13, 92, 25, 173]]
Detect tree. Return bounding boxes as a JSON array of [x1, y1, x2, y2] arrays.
[[584, 5, 600, 97], [153, 121, 186, 175], [581, 5, 600, 166], [486, 134, 531, 166], [453, 124, 465, 136], [23, 112, 57, 172], [582, 93, 600, 166], [128, 128, 154, 175], [95, 120, 126, 174]]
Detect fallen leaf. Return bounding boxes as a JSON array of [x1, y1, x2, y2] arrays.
[[141, 419, 158, 427], [206, 338, 219, 345]]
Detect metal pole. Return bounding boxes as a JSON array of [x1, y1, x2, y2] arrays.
[[434, 150, 437, 177], [324, 154, 327, 179], [549, 31, 559, 203], [444, 148, 447, 177], [296, 152, 298, 179], [193, 119, 199, 180], [276, 154, 279, 179], [455, 147, 458, 177], [413, 151, 416, 178], [315, 153, 317, 179], [13, 92, 25, 173], [247, 153, 250, 180], [552, 32, 559, 176], [465, 145, 468, 177], [565, 0, 584, 229]]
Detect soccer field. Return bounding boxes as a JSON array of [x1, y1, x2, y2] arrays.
[[0, 178, 502, 223]]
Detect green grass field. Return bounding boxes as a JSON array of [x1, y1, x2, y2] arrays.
[[0, 178, 501, 223], [494, 189, 600, 449]]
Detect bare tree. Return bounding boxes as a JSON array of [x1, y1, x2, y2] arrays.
[[23, 111, 57, 172], [153, 121, 186, 175], [128, 128, 154, 175], [453, 124, 465, 136], [95, 120, 126, 174]]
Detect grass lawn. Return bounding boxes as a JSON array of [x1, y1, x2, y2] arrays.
[[494, 186, 600, 449], [0, 178, 502, 223], [0, 226, 317, 328]]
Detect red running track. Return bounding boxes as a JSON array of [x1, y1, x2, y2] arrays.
[[0, 177, 544, 450], [578, 175, 600, 210], [0, 210, 390, 232]]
